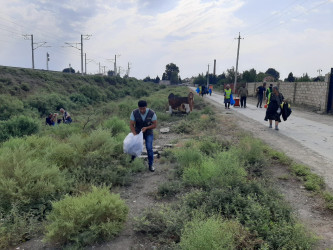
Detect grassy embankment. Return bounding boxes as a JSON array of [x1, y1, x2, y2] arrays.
[[0, 66, 328, 249], [0, 66, 188, 248]]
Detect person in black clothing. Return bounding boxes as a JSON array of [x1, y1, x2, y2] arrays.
[[256, 82, 266, 108], [264, 86, 284, 130], [130, 100, 157, 172], [201, 85, 206, 97], [45, 113, 55, 126]]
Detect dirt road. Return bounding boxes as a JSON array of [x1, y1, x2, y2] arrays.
[[191, 88, 333, 190]]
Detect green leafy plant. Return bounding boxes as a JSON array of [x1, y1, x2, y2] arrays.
[[179, 214, 258, 250], [0, 136, 70, 212], [291, 164, 324, 191], [102, 116, 129, 136], [0, 115, 40, 142], [44, 186, 128, 247]]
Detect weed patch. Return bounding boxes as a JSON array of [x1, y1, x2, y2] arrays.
[[179, 213, 259, 250], [291, 164, 325, 191]]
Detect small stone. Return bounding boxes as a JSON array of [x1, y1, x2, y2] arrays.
[[160, 127, 170, 133]]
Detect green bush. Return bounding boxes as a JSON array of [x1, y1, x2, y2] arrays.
[[234, 136, 266, 165], [0, 95, 24, 120], [132, 88, 149, 98], [265, 147, 290, 165], [0, 136, 70, 212], [0, 115, 40, 142], [174, 120, 194, 134], [27, 93, 71, 116], [0, 205, 41, 248], [134, 204, 187, 242], [64, 129, 143, 186], [157, 181, 183, 198], [175, 148, 202, 170], [181, 183, 316, 249], [79, 84, 106, 102], [323, 192, 333, 210], [103, 116, 129, 136], [45, 143, 78, 170], [69, 93, 91, 106], [197, 138, 223, 156], [179, 215, 256, 250], [44, 186, 128, 247]]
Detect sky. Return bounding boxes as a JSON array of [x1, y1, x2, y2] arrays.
[[0, 0, 332, 80]]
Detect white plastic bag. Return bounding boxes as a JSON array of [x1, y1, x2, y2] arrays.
[[123, 132, 144, 157]]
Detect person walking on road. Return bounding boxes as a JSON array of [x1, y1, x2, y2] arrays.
[[130, 100, 157, 172], [238, 84, 248, 108], [264, 86, 284, 130], [266, 83, 273, 100], [224, 84, 232, 109], [256, 82, 266, 108]]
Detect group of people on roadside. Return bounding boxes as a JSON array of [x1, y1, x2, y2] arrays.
[[196, 85, 212, 97], [223, 82, 291, 131], [45, 108, 72, 126]]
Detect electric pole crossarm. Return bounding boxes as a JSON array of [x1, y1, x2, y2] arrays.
[[64, 42, 81, 50]]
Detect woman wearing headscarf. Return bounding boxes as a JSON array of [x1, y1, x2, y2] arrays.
[[264, 86, 284, 130], [224, 84, 232, 109]]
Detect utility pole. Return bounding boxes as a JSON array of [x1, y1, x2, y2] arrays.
[[99, 62, 101, 74], [234, 32, 244, 93], [207, 64, 210, 88], [85, 53, 87, 74], [23, 34, 48, 69], [114, 54, 121, 76], [64, 34, 91, 75], [30, 35, 34, 69], [213, 59, 216, 76], [127, 62, 131, 77], [46, 52, 50, 70]]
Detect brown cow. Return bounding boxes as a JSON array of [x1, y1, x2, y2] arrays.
[[168, 92, 194, 113]]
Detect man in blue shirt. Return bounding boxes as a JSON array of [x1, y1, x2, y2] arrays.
[[130, 100, 157, 172], [256, 82, 266, 108]]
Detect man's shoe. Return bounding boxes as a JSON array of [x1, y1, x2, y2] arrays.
[[149, 165, 155, 172], [269, 125, 272, 128], [275, 127, 279, 131]]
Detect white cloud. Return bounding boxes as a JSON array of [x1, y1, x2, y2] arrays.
[[0, 0, 332, 78]]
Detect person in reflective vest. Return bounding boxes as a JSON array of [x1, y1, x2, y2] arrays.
[[266, 83, 273, 100], [224, 84, 232, 109], [130, 100, 157, 172]]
